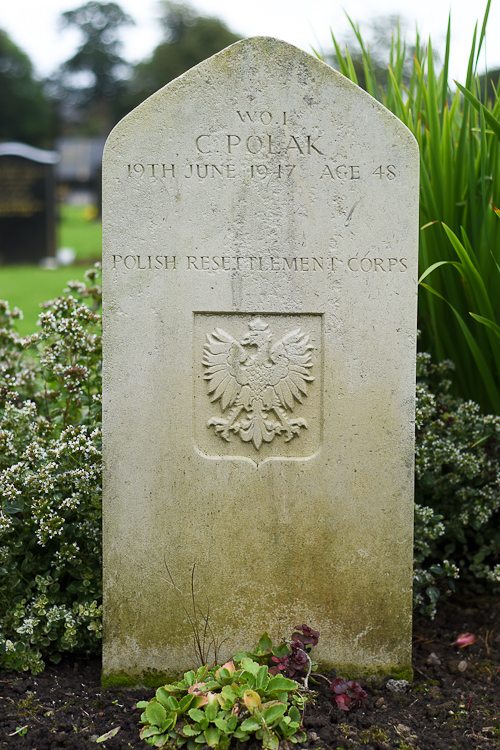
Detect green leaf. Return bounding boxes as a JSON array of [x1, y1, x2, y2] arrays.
[[241, 717, 262, 732], [140, 725, 162, 739], [202, 681, 219, 691], [205, 704, 217, 722], [272, 643, 290, 659], [204, 725, 221, 747], [263, 704, 287, 724], [261, 727, 280, 750], [426, 585, 440, 604], [267, 676, 298, 693], [214, 716, 229, 733], [155, 683, 183, 694], [152, 733, 168, 747], [469, 313, 500, 339], [179, 693, 197, 712], [231, 650, 250, 663], [145, 702, 167, 726], [156, 687, 176, 709], [241, 657, 260, 676], [256, 633, 273, 653], [456, 82, 500, 140], [255, 665, 270, 690], [243, 689, 262, 713], [227, 714, 238, 732], [3, 501, 23, 514], [232, 729, 250, 741], [196, 665, 209, 681], [280, 719, 300, 737], [418, 260, 455, 285], [188, 709, 205, 723], [182, 725, 201, 737], [288, 705, 300, 722], [96, 727, 120, 743], [420, 283, 500, 413]]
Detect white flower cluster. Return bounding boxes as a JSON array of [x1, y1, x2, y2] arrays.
[[413, 352, 500, 615], [0, 270, 103, 672], [487, 564, 500, 583]]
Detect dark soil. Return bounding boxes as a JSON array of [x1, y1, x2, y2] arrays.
[[2, 596, 500, 750]]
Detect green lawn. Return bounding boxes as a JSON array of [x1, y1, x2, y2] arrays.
[[0, 266, 91, 336], [58, 204, 102, 262], [0, 206, 101, 336]]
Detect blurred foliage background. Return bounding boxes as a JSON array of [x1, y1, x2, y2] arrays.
[[0, 1, 241, 142]]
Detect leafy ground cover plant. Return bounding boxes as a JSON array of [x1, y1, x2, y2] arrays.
[[137, 658, 307, 750], [233, 625, 319, 686], [330, 678, 368, 711], [413, 351, 500, 616], [323, 2, 500, 414], [0, 266, 102, 673]]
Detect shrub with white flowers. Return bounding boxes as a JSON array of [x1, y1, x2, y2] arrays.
[[0, 267, 102, 673], [1, 269, 499, 671], [414, 353, 500, 617]]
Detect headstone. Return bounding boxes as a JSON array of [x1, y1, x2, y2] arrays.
[[0, 143, 59, 265], [102, 38, 419, 685]]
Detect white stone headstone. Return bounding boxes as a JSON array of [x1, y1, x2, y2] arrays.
[[102, 37, 418, 685]]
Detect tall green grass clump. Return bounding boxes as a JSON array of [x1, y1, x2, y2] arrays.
[[324, 1, 500, 415]]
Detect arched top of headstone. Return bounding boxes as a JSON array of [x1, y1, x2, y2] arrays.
[[110, 36, 415, 152], [0, 142, 59, 164]]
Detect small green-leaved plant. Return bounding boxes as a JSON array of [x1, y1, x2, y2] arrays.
[[233, 626, 319, 686], [138, 658, 307, 750]]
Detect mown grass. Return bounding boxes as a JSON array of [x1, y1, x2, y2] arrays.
[[0, 266, 89, 336], [0, 204, 101, 336], [58, 204, 102, 262]]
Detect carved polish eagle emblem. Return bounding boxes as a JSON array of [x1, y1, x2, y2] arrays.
[[202, 318, 314, 449]]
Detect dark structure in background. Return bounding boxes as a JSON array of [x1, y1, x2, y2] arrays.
[[0, 143, 59, 265], [56, 137, 105, 209]]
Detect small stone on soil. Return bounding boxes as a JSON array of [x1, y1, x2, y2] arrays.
[[386, 679, 409, 693]]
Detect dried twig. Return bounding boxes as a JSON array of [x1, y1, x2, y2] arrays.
[[161, 559, 225, 667]]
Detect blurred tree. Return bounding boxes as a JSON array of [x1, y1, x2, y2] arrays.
[[0, 30, 54, 147], [478, 67, 500, 103], [117, 2, 241, 116], [325, 15, 418, 94], [49, 1, 134, 135]]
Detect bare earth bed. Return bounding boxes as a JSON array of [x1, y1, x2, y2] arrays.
[[1, 596, 499, 750]]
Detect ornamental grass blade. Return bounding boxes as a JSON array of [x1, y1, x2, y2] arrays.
[[420, 283, 500, 413], [469, 313, 500, 340], [455, 83, 500, 141], [441, 224, 495, 318], [418, 260, 455, 285]]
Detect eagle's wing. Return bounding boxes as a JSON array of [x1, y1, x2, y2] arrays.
[[269, 328, 314, 410], [202, 328, 249, 411]]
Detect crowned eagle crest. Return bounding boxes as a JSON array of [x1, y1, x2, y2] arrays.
[[202, 318, 314, 450]]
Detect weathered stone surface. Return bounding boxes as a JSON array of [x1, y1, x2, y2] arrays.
[[102, 37, 419, 683]]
